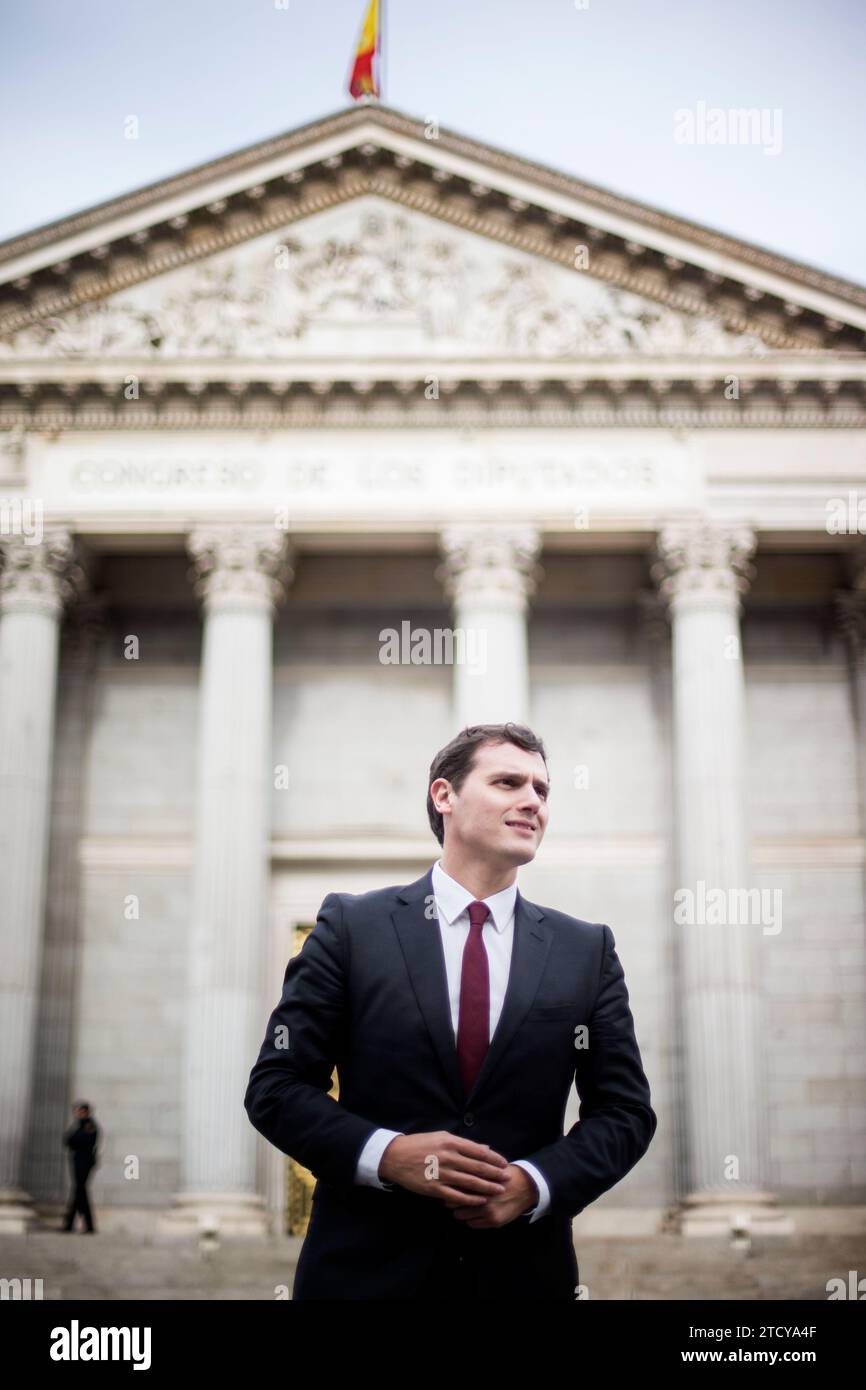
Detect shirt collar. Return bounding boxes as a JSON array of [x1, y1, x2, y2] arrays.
[[430, 859, 517, 933]]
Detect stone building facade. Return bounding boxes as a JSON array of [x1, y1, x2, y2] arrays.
[[0, 106, 864, 1237]]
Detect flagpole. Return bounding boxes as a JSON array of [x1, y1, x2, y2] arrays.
[[380, 0, 386, 104]]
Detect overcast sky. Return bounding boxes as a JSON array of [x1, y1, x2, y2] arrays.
[[2, 0, 863, 283]]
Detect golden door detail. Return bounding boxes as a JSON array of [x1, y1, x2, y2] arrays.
[[286, 922, 339, 1237]]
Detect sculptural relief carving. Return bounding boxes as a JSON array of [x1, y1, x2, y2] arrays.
[[0, 205, 770, 359]]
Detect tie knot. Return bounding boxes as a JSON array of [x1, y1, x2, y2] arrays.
[[467, 900, 491, 928]]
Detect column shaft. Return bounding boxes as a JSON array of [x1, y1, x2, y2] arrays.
[[654, 523, 782, 1232], [171, 525, 290, 1233], [0, 531, 83, 1229]]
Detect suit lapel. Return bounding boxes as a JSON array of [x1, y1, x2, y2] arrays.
[[390, 866, 553, 1110]]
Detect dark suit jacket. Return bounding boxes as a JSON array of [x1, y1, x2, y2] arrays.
[[244, 865, 657, 1300], [64, 1119, 99, 1177]]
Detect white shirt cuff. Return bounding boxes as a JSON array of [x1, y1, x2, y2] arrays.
[[513, 1160, 550, 1222], [355, 1127, 403, 1190]]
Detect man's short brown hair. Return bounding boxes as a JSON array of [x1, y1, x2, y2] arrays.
[[426, 722, 549, 846]]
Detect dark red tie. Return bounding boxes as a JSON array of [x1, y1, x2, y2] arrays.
[[456, 900, 491, 1096]]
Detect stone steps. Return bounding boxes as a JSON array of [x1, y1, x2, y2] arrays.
[[2, 1230, 864, 1300]]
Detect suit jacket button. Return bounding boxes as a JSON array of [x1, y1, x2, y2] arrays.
[[464, 1112, 474, 1125]]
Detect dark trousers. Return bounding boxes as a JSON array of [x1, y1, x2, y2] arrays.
[[416, 1246, 478, 1299], [415, 1228, 579, 1301], [63, 1166, 95, 1231]]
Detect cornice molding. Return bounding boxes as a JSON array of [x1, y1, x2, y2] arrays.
[[1, 104, 864, 312], [1, 113, 863, 354], [2, 375, 864, 429]]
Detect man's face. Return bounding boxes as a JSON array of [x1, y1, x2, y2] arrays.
[[433, 739, 550, 865]]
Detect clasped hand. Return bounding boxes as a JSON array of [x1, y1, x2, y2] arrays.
[[379, 1131, 537, 1228]]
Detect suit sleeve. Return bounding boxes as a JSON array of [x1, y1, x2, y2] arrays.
[[521, 924, 657, 1220], [244, 892, 380, 1189]]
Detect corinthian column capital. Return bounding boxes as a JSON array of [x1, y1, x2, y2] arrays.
[[186, 524, 293, 616], [0, 529, 87, 619], [651, 521, 756, 615], [436, 523, 542, 611]]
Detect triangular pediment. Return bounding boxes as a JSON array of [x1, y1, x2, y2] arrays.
[[0, 105, 863, 367], [0, 197, 783, 362]]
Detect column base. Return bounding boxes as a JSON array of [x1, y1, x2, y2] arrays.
[[0, 1187, 38, 1234], [675, 1190, 795, 1237], [157, 1192, 269, 1240]]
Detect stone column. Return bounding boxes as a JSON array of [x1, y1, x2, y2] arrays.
[[165, 524, 292, 1237], [652, 522, 788, 1236], [30, 598, 107, 1208], [436, 524, 541, 726], [0, 530, 86, 1232], [835, 543, 866, 919]]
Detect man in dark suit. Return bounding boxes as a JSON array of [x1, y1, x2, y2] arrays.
[[61, 1101, 99, 1233], [245, 721, 656, 1299]]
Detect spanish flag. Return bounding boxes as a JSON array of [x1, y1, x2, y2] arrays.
[[348, 0, 381, 100]]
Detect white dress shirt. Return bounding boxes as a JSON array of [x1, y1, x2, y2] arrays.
[[354, 858, 551, 1222]]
